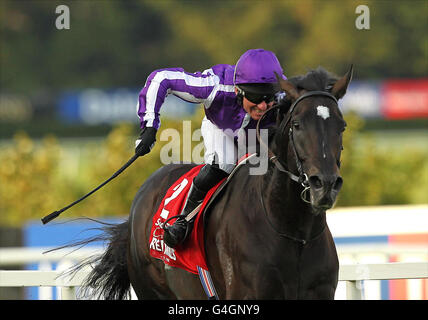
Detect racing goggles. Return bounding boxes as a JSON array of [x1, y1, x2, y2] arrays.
[[237, 86, 276, 104]]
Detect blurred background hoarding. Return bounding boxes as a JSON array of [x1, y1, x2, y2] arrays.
[[2, 79, 427, 128]]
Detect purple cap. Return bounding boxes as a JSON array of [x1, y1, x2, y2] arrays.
[[234, 49, 284, 85]]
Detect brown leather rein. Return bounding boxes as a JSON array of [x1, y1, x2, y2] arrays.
[[256, 90, 338, 190]]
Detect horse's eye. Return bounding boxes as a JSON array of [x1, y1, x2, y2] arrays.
[[292, 120, 300, 129]]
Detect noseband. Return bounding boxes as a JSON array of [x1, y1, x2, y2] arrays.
[[256, 90, 338, 201]]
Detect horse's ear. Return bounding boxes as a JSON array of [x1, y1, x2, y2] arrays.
[[275, 72, 299, 101], [331, 64, 353, 100]]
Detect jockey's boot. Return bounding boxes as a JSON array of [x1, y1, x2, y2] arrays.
[[163, 163, 229, 248]]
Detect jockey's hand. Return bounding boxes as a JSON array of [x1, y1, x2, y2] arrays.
[[135, 127, 157, 156]]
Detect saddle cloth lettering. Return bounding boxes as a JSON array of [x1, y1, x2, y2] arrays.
[[149, 165, 226, 274]]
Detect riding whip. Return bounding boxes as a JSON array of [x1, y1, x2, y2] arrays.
[[41, 153, 139, 224]]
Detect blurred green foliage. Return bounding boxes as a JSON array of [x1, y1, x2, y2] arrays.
[[0, 109, 204, 226], [336, 112, 428, 207], [0, 111, 427, 226], [1, 0, 427, 95]]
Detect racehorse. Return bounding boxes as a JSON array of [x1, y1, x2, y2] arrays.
[[71, 66, 353, 299]]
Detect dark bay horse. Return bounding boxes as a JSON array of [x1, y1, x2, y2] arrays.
[[74, 66, 353, 299]]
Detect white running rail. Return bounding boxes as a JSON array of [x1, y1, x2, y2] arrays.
[[338, 262, 428, 299], [1, 262, 427, 299]]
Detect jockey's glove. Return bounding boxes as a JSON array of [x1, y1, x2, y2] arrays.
[[135, 127, 157, 156]]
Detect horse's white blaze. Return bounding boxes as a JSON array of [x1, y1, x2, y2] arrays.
[[317, 105, 330, 120]]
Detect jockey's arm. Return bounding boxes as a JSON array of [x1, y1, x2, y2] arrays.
[[135, 68, 217, 156], [137, 67, 217, 130]]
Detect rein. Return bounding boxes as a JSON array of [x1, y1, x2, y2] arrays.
[[256, 90, 338, 192], [256, 90, 337, 243]]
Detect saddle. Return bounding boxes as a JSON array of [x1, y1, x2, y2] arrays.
[[148, 154, 255, 274]]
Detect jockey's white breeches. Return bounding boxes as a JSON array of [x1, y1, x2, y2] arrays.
[[200, 117, 237, 174]]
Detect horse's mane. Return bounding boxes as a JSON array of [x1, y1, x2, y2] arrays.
[[276, 67, 339, 113], [288, 66, 339, 92], [272, 67, 339, 137]]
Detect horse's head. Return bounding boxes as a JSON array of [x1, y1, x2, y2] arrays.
[[273, 66, 353, 214]]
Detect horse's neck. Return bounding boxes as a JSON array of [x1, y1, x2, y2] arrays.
[[261, 168, 326, 242]]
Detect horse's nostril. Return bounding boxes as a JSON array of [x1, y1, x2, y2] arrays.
[[333, 176, 343, 191], [309, 176, 323, 189]]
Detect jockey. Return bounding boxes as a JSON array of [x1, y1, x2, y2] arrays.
[[135, 49, 286, 248]]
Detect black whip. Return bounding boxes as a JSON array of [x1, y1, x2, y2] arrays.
[[41, 154, 139, 224]]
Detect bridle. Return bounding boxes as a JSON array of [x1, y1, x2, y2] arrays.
[[256, 90, 338, 202], [256, 90, 338, 244]]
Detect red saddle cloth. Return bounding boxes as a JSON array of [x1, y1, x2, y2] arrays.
[[149, 165, 226, 274]]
